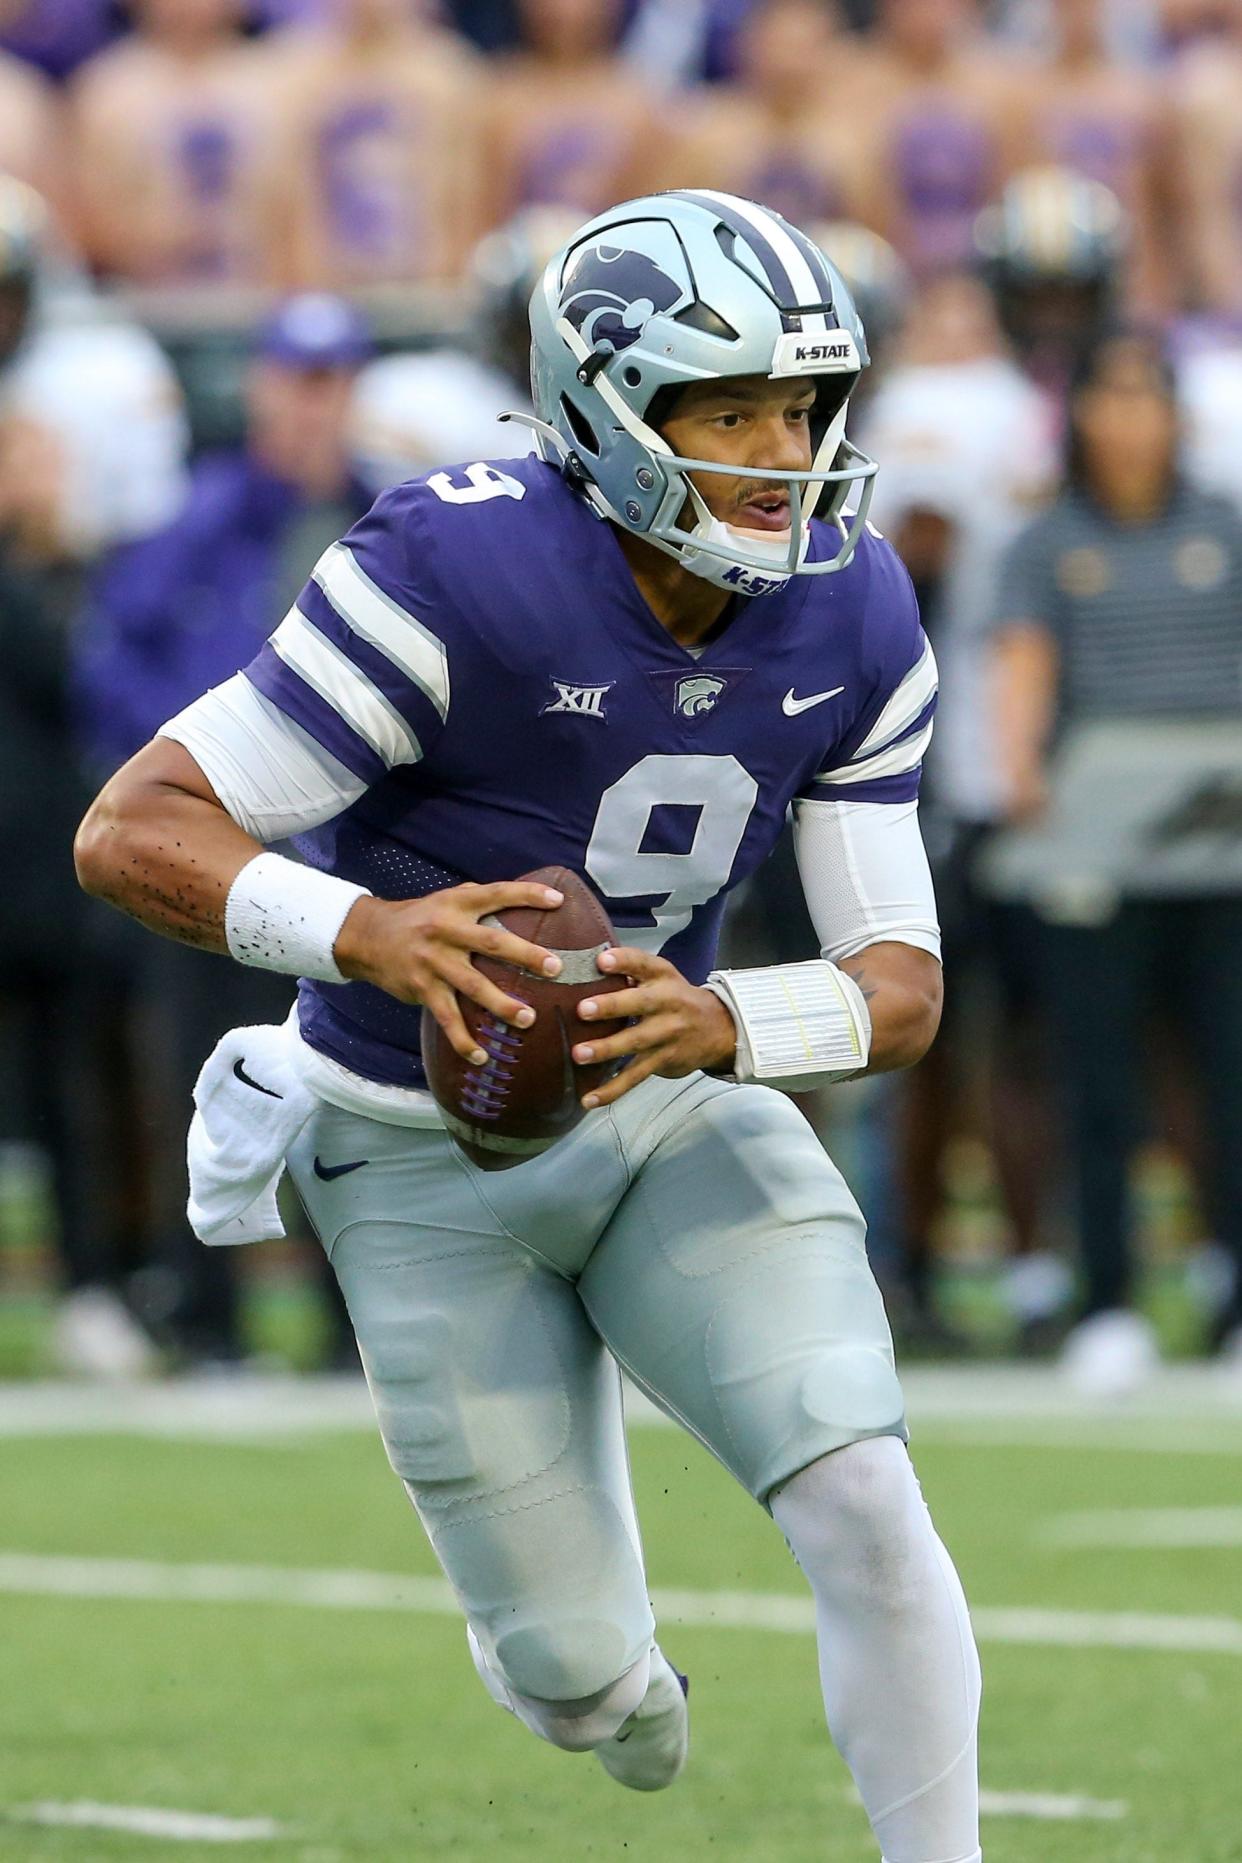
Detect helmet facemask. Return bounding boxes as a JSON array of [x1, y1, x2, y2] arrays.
[[636, 369, 876, 596]]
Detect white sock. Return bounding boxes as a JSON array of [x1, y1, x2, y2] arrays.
[[771, 1437, 982, 1863]]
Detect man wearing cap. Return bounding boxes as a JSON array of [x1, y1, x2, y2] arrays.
[[70, 292, 374, 1367]]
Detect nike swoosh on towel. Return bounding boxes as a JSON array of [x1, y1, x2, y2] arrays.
[[232, 1058, 284, 1100]]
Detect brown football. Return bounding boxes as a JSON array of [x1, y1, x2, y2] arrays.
[[421, 866, 630, 1170]]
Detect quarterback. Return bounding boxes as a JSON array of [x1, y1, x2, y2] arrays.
[[76, 192, 981, 1863]]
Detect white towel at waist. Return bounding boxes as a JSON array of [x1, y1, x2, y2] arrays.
[[187, 1019, 316, 1245], [187, 1013, 445, 1245]]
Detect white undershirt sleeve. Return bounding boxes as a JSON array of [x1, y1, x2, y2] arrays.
[[792, 796, 942, 964], [158, 673, 367, 842]]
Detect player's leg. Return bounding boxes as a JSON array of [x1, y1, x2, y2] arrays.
[[286, 1103, 662, 1758], [580, 1076, 981, 1863]]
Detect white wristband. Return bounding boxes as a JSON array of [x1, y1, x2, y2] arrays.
[[705, 959, 872, 1089], [224, 852, 370, 984]]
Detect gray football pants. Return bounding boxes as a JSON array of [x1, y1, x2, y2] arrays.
[[287, 1071, 906, 1706]]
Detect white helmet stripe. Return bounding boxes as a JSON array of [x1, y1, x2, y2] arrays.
[[692, 190, 831, 335]]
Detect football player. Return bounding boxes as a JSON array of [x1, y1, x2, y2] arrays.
[[76, 192, 981, 1863]]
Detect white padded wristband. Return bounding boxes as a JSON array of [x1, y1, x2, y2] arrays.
[[224, 852, 370, 984], [705, 959, 872, 1089]]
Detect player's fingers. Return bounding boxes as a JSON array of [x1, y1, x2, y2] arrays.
[[576, 983, 658, 1022], [462, 880, 564, 917], [422, 982, 489, 1067], [597, 945, 667, 980], [461, 920, 563, 978], [581, 1053, 659, 1109], [572, 1015, 673, 1066], [442, 960, 536, 1031]]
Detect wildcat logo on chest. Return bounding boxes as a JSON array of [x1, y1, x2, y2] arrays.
[[675, 675, 726, 717]]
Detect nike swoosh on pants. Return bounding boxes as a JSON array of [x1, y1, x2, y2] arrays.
[[313, 1157, 370, 1182]]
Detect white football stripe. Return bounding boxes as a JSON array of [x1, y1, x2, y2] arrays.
[[1042, 1506, 1242, 1549], [696, 190, 830, 334], [3, 1553, 1241, 1654], [818, 717, 935, 786], [977, 1790, 1127, 1822], [853, 639, 938, 758], [312, 542, 449, 720], [270, 611, 421, 769], [10, 1803, 287, 1843]]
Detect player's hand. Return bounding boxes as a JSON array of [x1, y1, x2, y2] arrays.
[[334, 882, 565, 1066], [571, 946, 736, 1109]]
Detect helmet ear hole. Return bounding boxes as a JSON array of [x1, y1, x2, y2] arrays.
[[560, 393, 600, 456], [623, 365, 642, 387]]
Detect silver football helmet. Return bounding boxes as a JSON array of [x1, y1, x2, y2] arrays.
[[522, 189, 877, 597]]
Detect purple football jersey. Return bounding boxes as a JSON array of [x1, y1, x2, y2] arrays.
[[242, 455, 935, 1088]]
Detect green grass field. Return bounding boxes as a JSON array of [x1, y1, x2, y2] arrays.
[[2, 1370, 1241, 1861]]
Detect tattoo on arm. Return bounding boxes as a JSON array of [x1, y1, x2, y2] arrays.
[[839, 956, 877, 1004]]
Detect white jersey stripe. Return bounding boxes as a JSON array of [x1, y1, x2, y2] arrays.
[[853, 641, 939, 758], [312, 542, 450, 721], [269, 611, 422, 769], [695, 190, 830, 335], [818, 717, 935, 786]]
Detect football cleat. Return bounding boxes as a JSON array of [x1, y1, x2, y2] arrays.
[[594, 1650, 689, 1793]]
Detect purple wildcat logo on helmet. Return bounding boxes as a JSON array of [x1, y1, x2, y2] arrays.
[[560, 242, 684, 352]]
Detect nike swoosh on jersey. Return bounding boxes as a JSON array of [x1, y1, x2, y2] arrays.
[[313, 1156, 370, 1181], [782, 685, 845, 716], [232, 1057, 284, 1100]]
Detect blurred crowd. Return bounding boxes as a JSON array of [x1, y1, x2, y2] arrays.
[[9, 0, 1242, 308], [3, 0, 1242, 1392]]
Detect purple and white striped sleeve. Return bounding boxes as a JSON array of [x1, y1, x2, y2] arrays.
[[811, 636, 938, 803], [242, 491, 450, 787]]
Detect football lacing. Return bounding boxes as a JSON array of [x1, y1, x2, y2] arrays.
[[461, 1008, 526, 1122]]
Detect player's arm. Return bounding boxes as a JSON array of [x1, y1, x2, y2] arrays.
[[571, 908, 942, 1110], [570, 799, 943, 1106], [74, 681, 567, 1069]]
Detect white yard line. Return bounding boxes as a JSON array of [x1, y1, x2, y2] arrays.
[[8, 1802, 286, 1842], [847, 1787, 1127, 1824], [969, 1607, 1242, 1655], [3, 1790, 1125, 1844], [977, 1790, 1127, 1822], [1042, 1506, 1242, 1548], [2, 1367, 1240, 1447], [2, 1551, 1240, 1656]]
